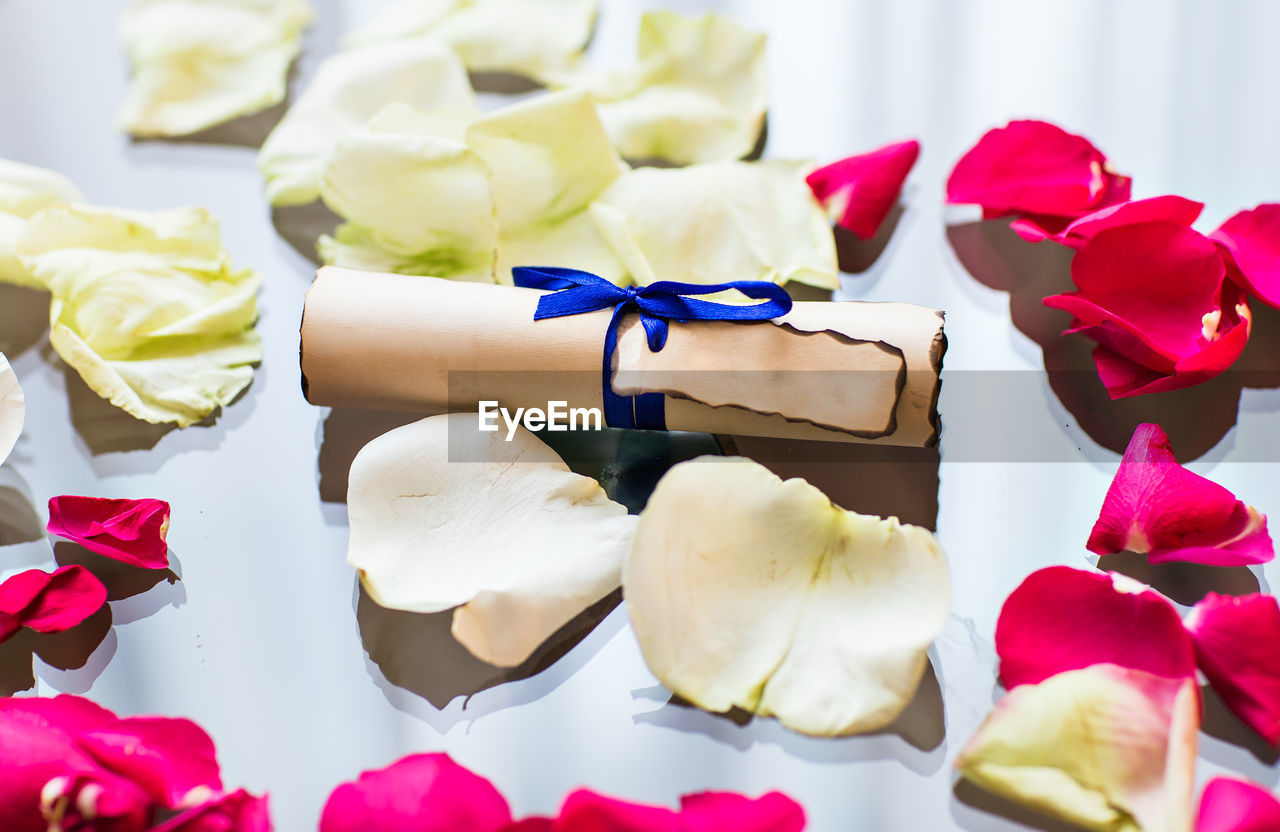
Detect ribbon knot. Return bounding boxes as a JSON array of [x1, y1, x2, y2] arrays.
[[511, 267, 793, 430]]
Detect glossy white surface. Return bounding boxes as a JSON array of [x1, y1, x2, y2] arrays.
[[2, 1, 1279, 829]]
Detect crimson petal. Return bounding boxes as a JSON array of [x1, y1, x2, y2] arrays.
[[1087, 424, 1273, 566], [150, 789, 272, 832], [1197, 777, 1280, 832], [805, 139, 920, 239], [1211, 204, 1280, 310], [79, 716, 223, 808], [0, 565, 107, 637], [947, 120, 1130, 221], [47, 496, 171, 570], [319, 753, 513, 832], [995, 565, 1195, 689], [1035, 195, 1205, 250], [1186, 593, 1280, 744]]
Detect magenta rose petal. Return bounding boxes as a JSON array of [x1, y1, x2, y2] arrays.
[[1045, 195, 1206, 250], [1044, 222, 1251, 397], [0, 696, 120, 832], [0, 565, 107, 637], [678, 792, 807, 831], [995, 565, 1195, 689], [1211, 204, 1280, 309], [47, 496, 172, 570], [946, 120, 1130, 222], [320, 753, 514, 832], [1087, 424, 1273, 566], [1197, 777, 1280, 832], [78, 717, 224, 808], [1186, 593, 1280, 744], [149, 789, 272, 832], [554, 790, 678, 831], [805, 139, 920, 239]]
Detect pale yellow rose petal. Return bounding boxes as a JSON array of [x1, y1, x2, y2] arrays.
[[956, 664, 1198, 832], [117, 0, 314, 137], [0, 159, 82, 287], [17, 204, 262, 427], [343, 0, 596, 79], [259, 38, 478, 206]]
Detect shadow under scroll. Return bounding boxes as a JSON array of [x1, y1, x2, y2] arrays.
[[947, 219, 1280, 461], [357, 584, 621, 710]]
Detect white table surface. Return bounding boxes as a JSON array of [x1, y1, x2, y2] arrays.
[[2, 1, 1279, 829]]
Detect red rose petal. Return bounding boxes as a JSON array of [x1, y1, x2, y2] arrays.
[[79, 717, 223, 808], [150, 789, 272, 832], [552, 789, 805, 832], [1197, 777, 1280, 832], [1087, 424, 1273, 566], [947, 120, 1130, 220], [39, 770, 152, 832], [805, 139, 920, 239], [47, 496, 171, 570], [1186, 594, 1280, 744], [0, 565, 107, 638], [995, 566, 1195, 689], [319, 753, 513, 832], [1044, 195, 1205, 250], [1044, 222, 1249, 397], [1211, 204, 1280, 310], [678, 792, 806, 832], [0, 696, 118, 832]]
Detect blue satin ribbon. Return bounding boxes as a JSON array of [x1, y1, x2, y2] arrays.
[[511, 267, 794, 430]]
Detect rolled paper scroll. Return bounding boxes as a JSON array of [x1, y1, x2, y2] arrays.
[[300, 266, 946, 446]]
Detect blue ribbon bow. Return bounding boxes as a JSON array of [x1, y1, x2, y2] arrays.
[[511, 267, 794, 430]]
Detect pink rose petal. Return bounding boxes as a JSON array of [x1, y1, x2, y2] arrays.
[[0, 565, 107, 639], [150, 789, 272, 832], [1197, 777, 1280, 832], [0, 696, 119, 832], [552, 789, 805, 832], [1185, 593, 1280, 744], [79, 717, 223, 807], [1087, 424, 1273, 566], [0, 696, 249, 832], [320, 753, 514, 832], [47, 496, 171, 570], [805, 139, 920, 239], [995, 565, 1195, 689], [1211, 204, 1280, 310], [1033, 195, 1206, 250], [947, 120, 1130, 224], [1044, 222, 1251, 398]]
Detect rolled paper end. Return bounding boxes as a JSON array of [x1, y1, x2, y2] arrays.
[[299, 267, 945, 446]]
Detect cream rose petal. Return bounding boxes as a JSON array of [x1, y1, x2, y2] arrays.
[[318, 103, 497, 280], [347, 413, 635, 668], [0, 159, 83, 287], [0, 355, 24, 466], [16, 204, 262, 427], [574, 11, 768, 165], [623, 456, 950, 737], [957, 664, 1198, 832], [343, 0, 597, 79], [258, 39, 479, 206], [593, 160, 839, 289], [117, 0, 314, 138]]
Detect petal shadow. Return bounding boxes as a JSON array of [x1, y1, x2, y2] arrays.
[[1099, 550, 1260, 607], [0, 284, 50, 356]]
